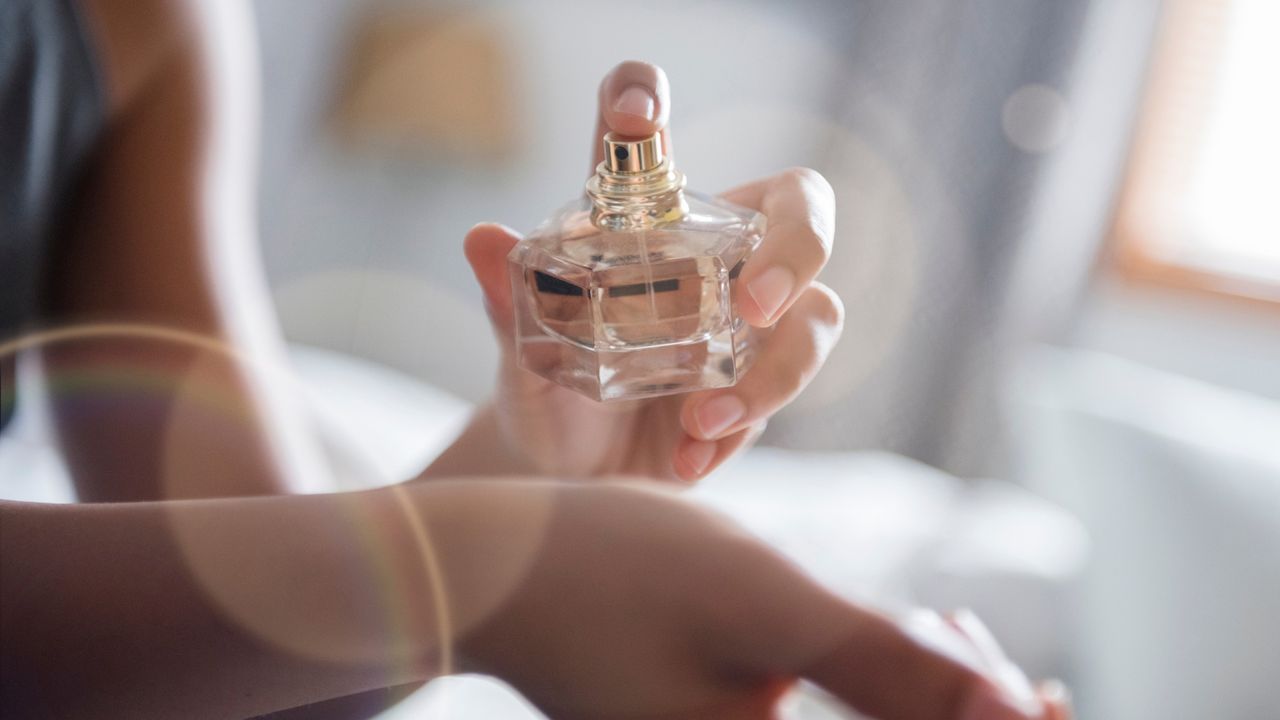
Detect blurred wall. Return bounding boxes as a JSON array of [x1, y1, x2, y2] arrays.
[[1013, 346, 1280, 720], [1074, 280, 1280, 401]]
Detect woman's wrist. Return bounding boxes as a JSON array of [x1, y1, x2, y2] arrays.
[[404, 479, 563, 673]]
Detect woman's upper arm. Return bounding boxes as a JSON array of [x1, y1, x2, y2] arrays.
[[60, 0, 258, 328], [43, 0, 322, 500]]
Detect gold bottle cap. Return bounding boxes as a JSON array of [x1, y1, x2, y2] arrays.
[[603, 132, 664, 173]]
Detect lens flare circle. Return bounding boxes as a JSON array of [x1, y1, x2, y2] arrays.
[[0, 323, 455, 677]]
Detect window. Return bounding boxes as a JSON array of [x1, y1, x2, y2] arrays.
[[1112, 0, 1280, 304]]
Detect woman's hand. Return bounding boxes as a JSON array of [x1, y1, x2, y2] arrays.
[[437, 480, 1071, 720], [458, 61, 842, 482]]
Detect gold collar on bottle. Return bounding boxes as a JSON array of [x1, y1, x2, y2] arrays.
[[587, 132, 687, 229]]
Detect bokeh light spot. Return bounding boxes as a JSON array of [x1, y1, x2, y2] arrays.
[[1002, 84, 1072, 153]]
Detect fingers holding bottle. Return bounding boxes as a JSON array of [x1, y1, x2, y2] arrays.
[[673, 283, 843, 480], [720, 167, 836, 328], [464, 222, 523, 337]]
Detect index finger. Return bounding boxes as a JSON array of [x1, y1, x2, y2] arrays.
[[721, 168, 836, 327], [744, 562, 1041, 720], [800, 609, 1041, 720]]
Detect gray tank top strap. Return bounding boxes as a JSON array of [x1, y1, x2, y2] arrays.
[[0, 0, 106, 428]]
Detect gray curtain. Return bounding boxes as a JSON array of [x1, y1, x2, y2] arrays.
[[768, 0, 1165, 478]]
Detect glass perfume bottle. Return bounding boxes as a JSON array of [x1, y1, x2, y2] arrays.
[[507, 132, 765, 401]]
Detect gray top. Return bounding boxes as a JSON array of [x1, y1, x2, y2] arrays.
[[0, 0, 106, 428]]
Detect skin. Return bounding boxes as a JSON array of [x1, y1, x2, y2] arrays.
[[0, 0, 1072, 717], [42, 0, 324, 502], [1, 481, 1065, 720]]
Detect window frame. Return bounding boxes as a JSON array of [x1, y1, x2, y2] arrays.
[[1108, 0, 1280, 309]]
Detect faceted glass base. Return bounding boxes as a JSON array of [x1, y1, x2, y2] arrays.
[[516, 306, 756, 401], [508, 190, 765, 402]]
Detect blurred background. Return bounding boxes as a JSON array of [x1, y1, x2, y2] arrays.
[[5, 0, 1279, 718]]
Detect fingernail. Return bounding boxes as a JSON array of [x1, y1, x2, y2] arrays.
[[951, 610, 1041, 714], [994, 663, 1042, 717], [747, 266, 795, 323], [952, 608, 1009, 668], [964, 687, 1039, 720], [1039, 679, 1073, 719], [680, 441, 717, 477], [695, 395, 746, 438], [613, 84, 656, 121]]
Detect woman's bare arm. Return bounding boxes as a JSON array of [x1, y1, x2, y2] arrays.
[[0, 488, 446, 718], [1, 479, 1057, 720], [40, 0, 323, 501]]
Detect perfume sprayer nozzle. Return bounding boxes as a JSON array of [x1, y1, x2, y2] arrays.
[[603, 132, 664, 173]]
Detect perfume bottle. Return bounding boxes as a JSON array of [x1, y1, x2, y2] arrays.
[[507, 132, 765, 401]]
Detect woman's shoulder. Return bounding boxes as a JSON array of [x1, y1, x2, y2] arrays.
[[74, 0, 250, 121]]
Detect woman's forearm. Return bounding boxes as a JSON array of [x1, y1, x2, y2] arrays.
[[0, 487, 455, 718]]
